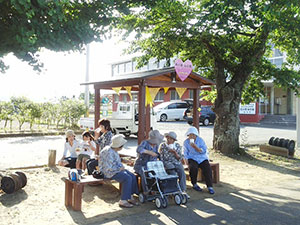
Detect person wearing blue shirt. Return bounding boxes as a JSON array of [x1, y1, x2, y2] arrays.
[[183, 126, 215, 194]]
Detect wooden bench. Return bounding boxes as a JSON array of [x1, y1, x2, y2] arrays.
[[184, 162, 220, 184], [64, 175, 108, 211], [65, 172, 142, 211]]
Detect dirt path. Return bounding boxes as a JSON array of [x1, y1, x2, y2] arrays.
[[1, 148, 299, 225]]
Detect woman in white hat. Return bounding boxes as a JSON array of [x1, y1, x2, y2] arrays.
[[99, 134, 139, 208], [58, 130, 80, 168], [133, 130, 164, 192], [183, 126, 214, 194], [159, 131, 187, 192]]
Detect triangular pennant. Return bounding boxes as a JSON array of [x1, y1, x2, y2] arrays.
[[112, 87, 122, 95], [163, 87, 169, 94], [148, 88, 160, 101], [175, 88, 187, 98], [145, 86, 154, 107], [124, 86, 132, 100]]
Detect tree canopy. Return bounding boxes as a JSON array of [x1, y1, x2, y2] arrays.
[[118, 0, 300, 153], [0, 0, 145, 73]]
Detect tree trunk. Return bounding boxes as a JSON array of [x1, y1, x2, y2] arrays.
[[213, 83, 243, 154]]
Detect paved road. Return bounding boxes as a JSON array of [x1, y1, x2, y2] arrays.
[[0, 122, 297, 169]]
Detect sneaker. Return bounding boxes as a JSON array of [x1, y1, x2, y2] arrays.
[[182, 192, 190, 199], [192, 184, 202, 192], [208, 187, 215, 195]]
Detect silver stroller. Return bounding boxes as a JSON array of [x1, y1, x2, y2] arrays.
[[138, 161, 188, 208]]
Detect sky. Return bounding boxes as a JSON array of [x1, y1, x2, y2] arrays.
[[0, 39, 132, 103]]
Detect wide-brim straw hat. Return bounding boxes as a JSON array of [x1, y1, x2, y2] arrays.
[[111, 134, 127, 148], [148, 130, 164, 145], [65, 130, 75, 138], [185, 126, 199, 137], [164, 131, 177, 141]]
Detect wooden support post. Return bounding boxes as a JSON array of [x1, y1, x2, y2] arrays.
[[138, 81, 146, 144], [145, 105, 151, 139], [48, 149, 56, 167], [94, 87, 100, 130], [193, 88, 200, 131]]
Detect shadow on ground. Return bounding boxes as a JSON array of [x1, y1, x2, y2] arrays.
[[66, 181, 300, 225]]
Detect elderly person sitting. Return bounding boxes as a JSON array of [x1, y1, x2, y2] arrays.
[[99, 134, 139, 208], [183, 126, 214, 194], [159, 131, 187, 193], [134, 130, 164, 192]]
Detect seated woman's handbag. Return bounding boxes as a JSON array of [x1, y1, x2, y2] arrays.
[[92, 170, 104, 179]]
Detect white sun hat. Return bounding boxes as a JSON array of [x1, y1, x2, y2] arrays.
[[185, 126, 199, 137]]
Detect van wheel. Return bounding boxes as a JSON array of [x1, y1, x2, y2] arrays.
[[203, 118, 210, 126], [160, 114, 168, 122]]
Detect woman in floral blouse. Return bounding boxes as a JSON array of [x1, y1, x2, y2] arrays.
[[159, 131, 186, 192], [86, 119, 113, 175], [99, 134, 139, 208]]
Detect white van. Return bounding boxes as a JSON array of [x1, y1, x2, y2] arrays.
[[154, 101, 189, 121]]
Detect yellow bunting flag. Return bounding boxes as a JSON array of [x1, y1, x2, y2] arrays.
[[112, 87, 122, 95], [124, 86, 132, 100], [148, 88, 160, 102], [145, 86, 154, 107], [163, 87, 169, 94], [175, 88, 187, 98]]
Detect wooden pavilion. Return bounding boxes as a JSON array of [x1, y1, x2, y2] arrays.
[[82, 67, 214, 144]]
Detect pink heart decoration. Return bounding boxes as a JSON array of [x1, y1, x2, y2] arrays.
[[175, 59, 193, 82]]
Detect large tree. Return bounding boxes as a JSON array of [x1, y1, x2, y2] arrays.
[[0, 0, 146, 73], [118, 0, 300, 154]]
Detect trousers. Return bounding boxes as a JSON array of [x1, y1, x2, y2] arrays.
[[111, 170, 139, 200], [188, 159, 213, 187]]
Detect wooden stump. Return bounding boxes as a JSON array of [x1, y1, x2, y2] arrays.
[[48, 149, 56, 167]]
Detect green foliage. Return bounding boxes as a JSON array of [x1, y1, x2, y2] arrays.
[[0, 101, 14, 129], [0, 96, 87, 131], [27, 102, 42, 129], [118, 0, 300, 101], [59, 98, 86, 128], [10, 96, 31, 130], [79, 92, 95, 105], [201, 87, 217, 104], [117, 0, 300, 153], [0, 0, 146, 72]]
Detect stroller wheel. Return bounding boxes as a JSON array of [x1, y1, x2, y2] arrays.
[[162, 196, 168, 208], [181, 194, 188, 204], [139, 193, 146, 203], [174, 194, 182, 205], [155, 197, 163, 209]]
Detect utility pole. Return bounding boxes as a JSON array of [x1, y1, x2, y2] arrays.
[[85, 44, 90, 117]]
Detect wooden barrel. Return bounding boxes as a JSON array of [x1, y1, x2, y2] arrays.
[[1, 172, 27, 194]]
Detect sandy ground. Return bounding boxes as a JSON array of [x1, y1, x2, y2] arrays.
[[0, 148, 300, 225]]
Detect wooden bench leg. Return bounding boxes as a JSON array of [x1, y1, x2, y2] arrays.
[[73, 183, 84, 211], [212, 163, 220, 183], [65, 179, 73, 207]]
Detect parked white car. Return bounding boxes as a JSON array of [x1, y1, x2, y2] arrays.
[[154, 101, 189, 122]]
